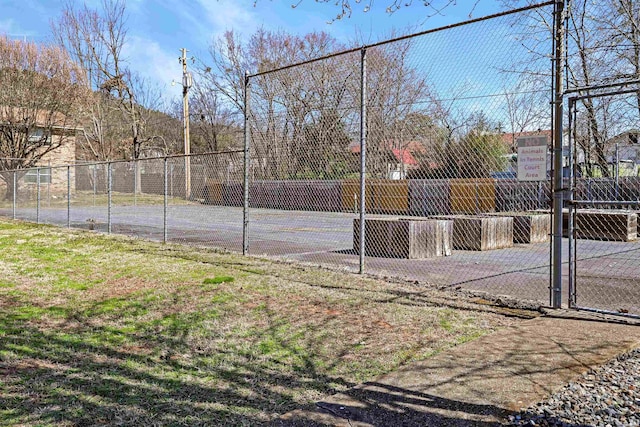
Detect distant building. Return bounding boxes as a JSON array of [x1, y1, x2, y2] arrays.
[[350, 140, 424, 179], [605, 130, 640, 176], [28, 124, 79, 187], [0, 108, 80, 196]]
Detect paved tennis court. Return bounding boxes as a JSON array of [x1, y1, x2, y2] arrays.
[[3, 203, 639, 316]]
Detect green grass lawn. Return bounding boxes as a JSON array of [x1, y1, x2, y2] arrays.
[[0, 220, 531, 426]]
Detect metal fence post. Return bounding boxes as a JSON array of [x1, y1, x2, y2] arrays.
[[359, 47, 367, 274], [475, 182, 480, 214], [615, 143, 620, 200], [164, 157, 168, 243], [12, 171, 16, 220], [92, 166, 97, 207], [47, 164, 51, 208], [243, 71, 251, 256], [36, 168, 40, 224], [67, 166, 71, 228], [551, 0, 565, 309], [108, 162, 112, 234], [134, 160, 138, 206], [567, 98, 575, 308]]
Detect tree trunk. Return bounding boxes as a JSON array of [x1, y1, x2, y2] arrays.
[[4, 179, 13, 201], [582, 97, 611, 178]]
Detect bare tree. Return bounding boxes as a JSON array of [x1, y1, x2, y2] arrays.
[[270, 0, 479, 21], [565, 0, 614, 176], [272, 32, 357, 178], [502, 77, 550, 151], [500, 0, 620, 177], [74, 92, 126, 161], [52, 0, 126, 160], [593, 0, 640, 99], [0, 36, 87, 199], [365, 38, 432, 178], [188, 78, 243, 153], [199, 29, 277, 178], [52, 0, 161, 164], [126, 72, 174, 157], [201, 29, 354, 179], [208, 28, 438, 180]]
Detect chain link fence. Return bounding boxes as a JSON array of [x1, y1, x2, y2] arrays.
[[244, 2, 558, 307], [2, 1, 639, 316], [0, 152, 246, 252]]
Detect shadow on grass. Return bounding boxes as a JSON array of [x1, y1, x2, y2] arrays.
[[0, 293, 619, 427], [0, 307, 351, 426]]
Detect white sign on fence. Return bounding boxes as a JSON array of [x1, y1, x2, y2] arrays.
[[517, 136, 548, 181]]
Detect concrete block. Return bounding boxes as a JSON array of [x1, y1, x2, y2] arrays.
[[354, 217, 452, 259]]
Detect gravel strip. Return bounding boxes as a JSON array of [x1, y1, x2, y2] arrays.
[[506, 348, 640, 427]]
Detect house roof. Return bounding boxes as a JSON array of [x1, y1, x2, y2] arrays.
[[608, 130, 640, 145], [390, 148, 418, 166], [349, 140, 422, 166], [0, 105, 82, 134]]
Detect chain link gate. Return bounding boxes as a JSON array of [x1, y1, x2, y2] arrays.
[[567, 86, 640, 319]]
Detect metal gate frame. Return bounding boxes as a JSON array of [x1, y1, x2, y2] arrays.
[[566, 84, 640, 319]]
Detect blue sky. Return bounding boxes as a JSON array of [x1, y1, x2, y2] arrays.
[[0, 0, 514, 101]]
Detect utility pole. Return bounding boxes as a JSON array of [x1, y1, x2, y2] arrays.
[[180, 48, 192, 200]]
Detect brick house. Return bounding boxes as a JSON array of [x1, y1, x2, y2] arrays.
[[26, 124, 79, 192], [0, 108, 81, 198]]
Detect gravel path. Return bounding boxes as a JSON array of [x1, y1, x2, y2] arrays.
[[506, 348, 640, 427]]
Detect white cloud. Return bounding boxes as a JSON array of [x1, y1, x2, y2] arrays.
[[0, 18, 15, 34], [124, 35, 183, 102], [167, 0, 261, 45], [0, 18, 35, 39], [199, 0, 258, 35]]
